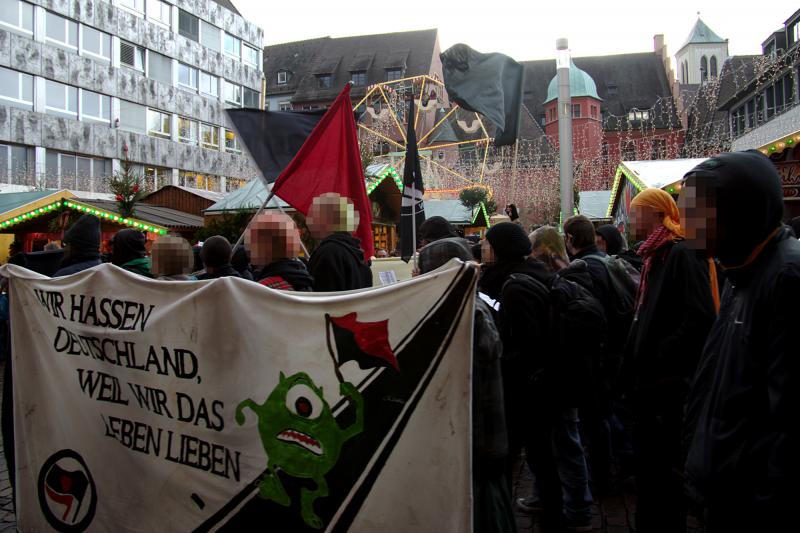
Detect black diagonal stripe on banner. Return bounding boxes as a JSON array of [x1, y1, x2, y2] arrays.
[[194, 264, 476, 532]]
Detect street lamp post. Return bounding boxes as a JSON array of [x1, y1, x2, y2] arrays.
[[556, 38, 573, 223]]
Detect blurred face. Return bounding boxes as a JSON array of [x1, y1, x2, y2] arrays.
[[151, 236, 193, 277], [306, 193, 359, 239], [245, 213, 301, 267], [595, 234, 607, 253], [630, 205, 663, 241], [678, 177, 718, 255], [480, 239, 496, 264]]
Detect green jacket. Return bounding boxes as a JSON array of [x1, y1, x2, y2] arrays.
[[121, 257, 154, 278]]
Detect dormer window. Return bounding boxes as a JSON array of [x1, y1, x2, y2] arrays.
[[277, 71, 288, 85], [628, 110, 649, 122], [350, 71, 367, 86], [316, 74, 332, 89], [385, 68, 403, 82]]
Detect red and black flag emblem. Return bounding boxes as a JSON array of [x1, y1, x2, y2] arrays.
[[44, 463, 90, 523], [326, 313, 399, 372]]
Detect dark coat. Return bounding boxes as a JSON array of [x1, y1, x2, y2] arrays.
[[685, 228, 800, 512], [53, 258, 101, 277], [622, 240, 716, 410], [308, 233, 372, 292], [574, 246, 613, 304], [256, 259, 314, 292], [197, 264, 241, 280]]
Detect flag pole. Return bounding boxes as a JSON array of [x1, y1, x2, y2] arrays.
[[411, 181, 417, 270]]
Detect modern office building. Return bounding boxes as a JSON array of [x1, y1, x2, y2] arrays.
[[0, 0, 263, 194]]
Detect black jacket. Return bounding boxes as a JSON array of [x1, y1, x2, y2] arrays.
[[308, 233, 372, 292], [685, 228, 800, 509], [622, 240, 715, 409], [197, 264, 242, 280], [256, 259, 314, 291], [574, 246, 612, 302]]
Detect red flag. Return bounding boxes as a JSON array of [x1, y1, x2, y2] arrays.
[[271, 84, 374, 258]]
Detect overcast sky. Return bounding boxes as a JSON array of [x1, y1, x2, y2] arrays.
[[235, 0, 795, 64]]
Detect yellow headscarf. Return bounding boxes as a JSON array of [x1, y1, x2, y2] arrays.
[[630, 188, 684, 238]]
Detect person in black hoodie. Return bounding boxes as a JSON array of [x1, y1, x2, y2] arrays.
[[231, 245, 254, 281], [197, 236, 241, 280], [417, 215, 460, 247], [622, 188, 717, 533], [246, 212, 313, 291], [681, 151, 799, 532], [306, 193, 372, 292], [479, 223, 565, 530], [54, 214, 102, 276]]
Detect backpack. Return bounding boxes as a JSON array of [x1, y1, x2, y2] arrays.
[[501, 272, 606, 404]]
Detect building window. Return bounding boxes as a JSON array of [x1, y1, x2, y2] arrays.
[[766, 85, 775, 118], [200, 123, 218, 149], [45, 11, 78, 50], [178, 116, 198, 145], [710, 56, 718, 78], [118, 0, 145, 14], [700, 56, 708, 82], [146, 108, 171, 138], [385, 68, 402, 82], [548, 108, 556, 122], [628, 110, 649, 122], [539, 114, 546, 126], [316, 74, 331, 88], [601, 142, 609, 163], [178, 9, 199, 42], [81, 89, 110, 123], [223, 81, 242, 106], [747, 98, 756, 128], [200, 20, 220, 52], [180, 170, 219, 191], [224, 129, 241, 153], [146, 0, 171, 27], [224, 33, 241, 59], [119, 100, 146, 133], [0, 0, 34, 35], [0, 66, 33, 110], [81, 26, 111, 62], [590, 105, 598, 119], [791, 22, 800, 45], [279, 101, 291, 111], [243, 44, 259, 67], [350, 71, 367, 86], [45, 151, 109, 190], [572, 104, 581, 118], [144, 165, 170, 191], [243, 87, 259, 108], [148, 51, 172, 84], [784, 74, 795, 109], [45, 80, 78, 119], [199, 71, 218, 97], [226, 177, 247, 192], [606, 83, 618, 95], [178, 63, 199, 91], [0, 143, 33, 185], [277, 71, 288, 85], [120, 41, 145, 72]]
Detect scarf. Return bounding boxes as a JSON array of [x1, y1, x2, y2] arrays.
[[634, 225, 674, 312]]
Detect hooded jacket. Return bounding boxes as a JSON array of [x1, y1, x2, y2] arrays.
[[308, 233, 372, 292], [256, 259, 314, 291], [684, 152, 799, 516]]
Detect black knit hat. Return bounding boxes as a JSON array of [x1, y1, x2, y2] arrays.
[[596, 224, 626, 255], [418, 216, 459, 243], [63, 214, 101, 252], [485, 222, 532, 261], [418, 237, 472, 274]]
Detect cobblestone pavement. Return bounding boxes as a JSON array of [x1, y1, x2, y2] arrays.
[[511, 456, 705, 533], [0, 364, 15, 531]]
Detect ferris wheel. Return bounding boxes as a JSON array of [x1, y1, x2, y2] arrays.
[[352, 75, 493, 193]]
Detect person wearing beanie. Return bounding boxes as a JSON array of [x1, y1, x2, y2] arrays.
[[621, 187, 716, 532], [479, 222, 576, 530], [111, 228, 153, 278], [197, 235, 241, 280], [595, 224, 625, 256], [417, 216, 460, 247], [54, 214, 102, 276], [416, 237, 473, 273], [681, 151, 800, 532]]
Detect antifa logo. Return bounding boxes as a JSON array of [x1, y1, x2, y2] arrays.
[[37, 449, 97, 532]]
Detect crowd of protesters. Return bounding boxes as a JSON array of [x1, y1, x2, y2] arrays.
[[1, 151, 798, 532]]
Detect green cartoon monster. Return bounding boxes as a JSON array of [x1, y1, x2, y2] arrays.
[[235, 372, 363, 529]]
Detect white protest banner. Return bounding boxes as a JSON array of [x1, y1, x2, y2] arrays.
[[1, 260, 476, 532]]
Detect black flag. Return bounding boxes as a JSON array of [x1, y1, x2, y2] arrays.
[[399, 97, 425, 263], [226, 108, 325, 183], [440, 44, 524, 146]]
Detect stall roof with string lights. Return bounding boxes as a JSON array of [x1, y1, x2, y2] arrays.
[[607, 158, 708, 231]]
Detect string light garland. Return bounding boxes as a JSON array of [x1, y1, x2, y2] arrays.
[[0, 200, 168, 235]]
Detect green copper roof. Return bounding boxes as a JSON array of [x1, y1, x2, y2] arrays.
[[544, 60, 601, 104], [681, 18, 726, 48]]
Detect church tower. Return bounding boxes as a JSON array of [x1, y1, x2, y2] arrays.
[[675, 17, 729, 85]]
